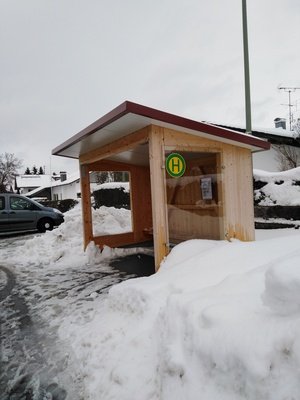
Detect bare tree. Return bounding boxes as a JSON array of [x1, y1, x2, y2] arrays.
[[274, 120, 300, 171], [0, 153, 23, 192], [274, 145, 300, 171], [293, 119, 300, 139]]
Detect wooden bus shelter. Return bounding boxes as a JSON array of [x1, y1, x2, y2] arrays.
[[52, 101, 270, 271]]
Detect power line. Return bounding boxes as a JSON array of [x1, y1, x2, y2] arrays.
[[278, 86, 300, 130]]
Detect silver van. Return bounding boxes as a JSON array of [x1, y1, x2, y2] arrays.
[[0, 193, 64, 233]]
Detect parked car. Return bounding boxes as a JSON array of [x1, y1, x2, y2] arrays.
[[0, 193, 64, 233]]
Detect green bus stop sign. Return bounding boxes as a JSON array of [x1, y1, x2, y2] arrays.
[[166, 153, 186, 178]]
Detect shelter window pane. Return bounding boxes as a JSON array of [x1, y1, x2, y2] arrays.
[[165, 151, 224, 245]]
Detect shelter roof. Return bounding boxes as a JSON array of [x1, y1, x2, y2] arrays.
[[52, 101, 270, 160]]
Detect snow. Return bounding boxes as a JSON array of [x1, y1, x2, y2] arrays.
[[2, 201, 300, 399], [56, 234, 300, 400], [254, 167, 300, 206], [94, 181, 130, 192], [4, 203, 132, 269], [254, 166, 300, 182]]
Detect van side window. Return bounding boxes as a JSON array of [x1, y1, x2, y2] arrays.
[[0, 196, 5, 210], [10, 196, 33, 211]]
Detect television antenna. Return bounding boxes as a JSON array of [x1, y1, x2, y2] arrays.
[[278, 86, 300, 130]]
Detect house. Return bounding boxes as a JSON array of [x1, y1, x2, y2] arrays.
[[15, 174, 54, 195], [52, 101, 270, 270], [26, 172, 80, 200], [213, 119, 300, 171]]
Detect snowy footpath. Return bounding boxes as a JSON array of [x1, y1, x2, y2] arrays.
[[1, 203, 300, 399]]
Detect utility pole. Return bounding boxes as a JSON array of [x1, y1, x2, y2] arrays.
[[278, 86, 300, 130], [242, 0, 252, 134]]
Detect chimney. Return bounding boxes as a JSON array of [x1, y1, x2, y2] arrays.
[[60, 171, 67, 182], [274, 117, 286, 130]]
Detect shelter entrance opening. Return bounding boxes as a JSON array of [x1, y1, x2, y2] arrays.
[[89, 170, 132, 237]]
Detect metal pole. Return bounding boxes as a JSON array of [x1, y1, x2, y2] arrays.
[[288, 90, 292, 130], [242, 0, 252, 134]]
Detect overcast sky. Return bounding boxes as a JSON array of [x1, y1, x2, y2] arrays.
[[1, 0, 300, 175]]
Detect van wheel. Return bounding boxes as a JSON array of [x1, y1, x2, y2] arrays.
[[37, 218, 54, 233]]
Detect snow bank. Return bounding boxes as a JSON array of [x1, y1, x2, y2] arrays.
[[5, 199, 300, 399], [254, 167, 300, 206], [5, 203, 132, 268], [59, 234, 300, 400], [254, 167, 300, 182]]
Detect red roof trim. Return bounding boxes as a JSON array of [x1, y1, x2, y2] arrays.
[[52, 101, 270, 156]]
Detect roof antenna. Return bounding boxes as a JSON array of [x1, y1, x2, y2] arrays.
[[278, 86, 300, 130], [242, 0, 252, 134]]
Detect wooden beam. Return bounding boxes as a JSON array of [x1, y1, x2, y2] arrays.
[[149, 126, 169, 271], [79, 126, 150, 165], [93, 232, 134, 249], [80, 164, 93, 249], [88, 159, 141, 172]]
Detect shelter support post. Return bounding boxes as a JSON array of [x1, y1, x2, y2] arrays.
[[80, 163, 93, 249], [149, 126, 169, 271], [222, 146, 255, 241]]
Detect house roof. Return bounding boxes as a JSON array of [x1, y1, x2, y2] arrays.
[[25, 172, 80, 197], [52, 101, 270, 161], [213, 123, 300, 148], [16, 174, 53, 188]]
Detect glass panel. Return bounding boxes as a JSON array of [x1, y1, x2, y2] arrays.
[[165, 151, 223, 245], [10, 196, 33, 210], [89, 171, 132, 236]]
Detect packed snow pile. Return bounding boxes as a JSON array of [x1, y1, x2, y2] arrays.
[[8, 203, 132, 268], [5, 201, 300, 399], [58, 234, 300, 400], [254, 167, 300, 206]]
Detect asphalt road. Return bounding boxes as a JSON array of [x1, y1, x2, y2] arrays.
[[0, 233, 154, 399]]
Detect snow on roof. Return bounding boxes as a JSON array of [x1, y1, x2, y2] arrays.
[[16, 174, 53, 188], [93, 182, 130, 192], [210, 122, 298, 140], [51, 171, 80, 188], [25, 171, 80, 197]]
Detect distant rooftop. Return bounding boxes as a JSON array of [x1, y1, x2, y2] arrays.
[[210, 123, 300, 148]]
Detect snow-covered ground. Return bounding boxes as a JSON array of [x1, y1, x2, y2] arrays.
[[1, 201, 300, 399]]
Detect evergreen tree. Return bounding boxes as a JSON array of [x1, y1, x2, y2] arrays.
[[32, 165, 38, 175], [24, 167, 31, 175], [38, 166, 44, 175]]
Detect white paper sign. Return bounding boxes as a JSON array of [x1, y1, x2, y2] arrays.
[[201, 177, 213, 200]]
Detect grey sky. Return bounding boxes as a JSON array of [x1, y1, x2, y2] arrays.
[[1, 0, 300, 174]]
